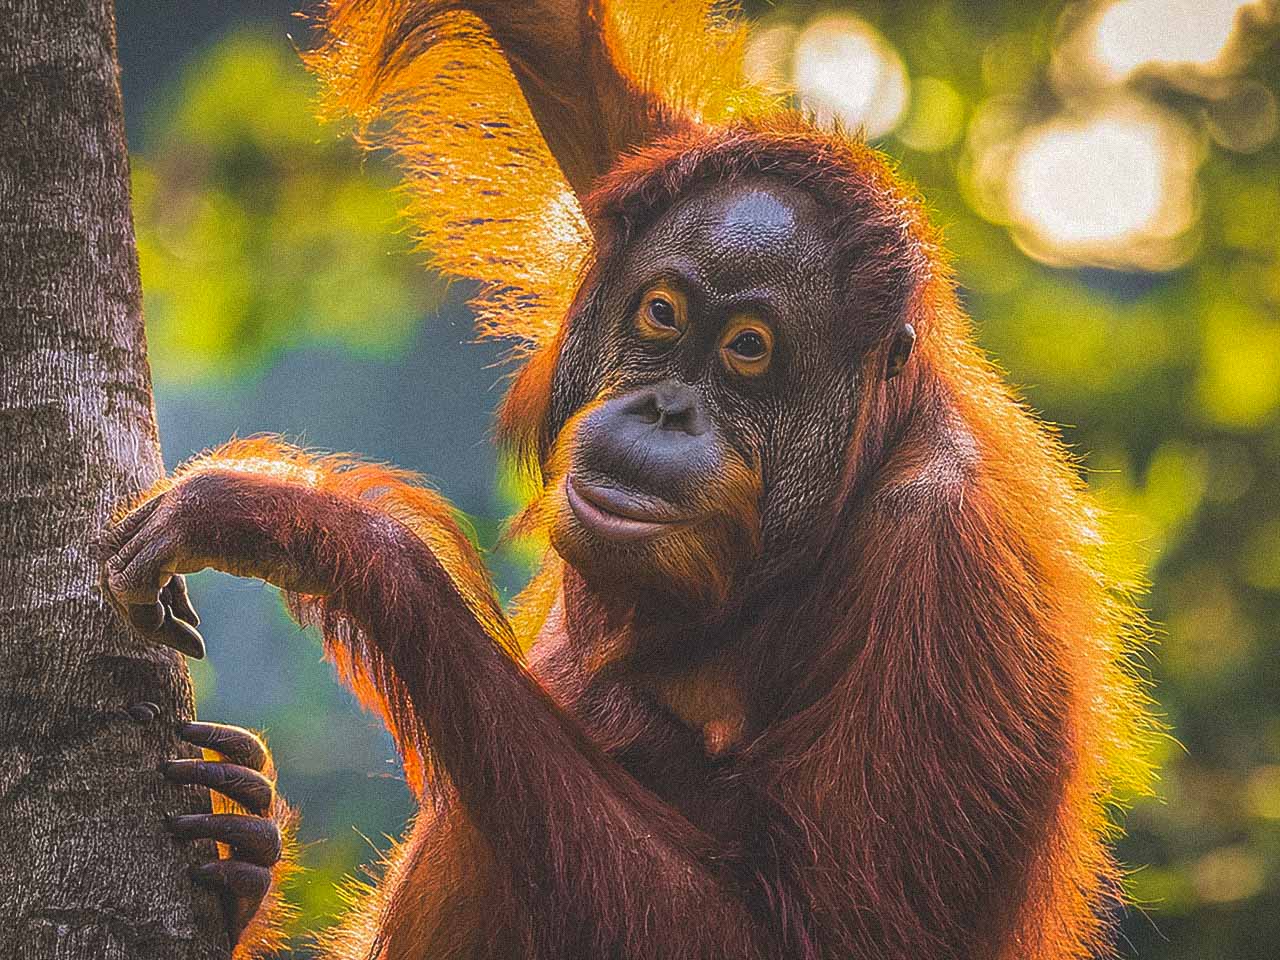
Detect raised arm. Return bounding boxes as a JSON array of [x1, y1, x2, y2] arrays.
[[101, 438, 767, 959]]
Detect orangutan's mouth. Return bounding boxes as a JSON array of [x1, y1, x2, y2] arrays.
[[565, 474, 690, 543]]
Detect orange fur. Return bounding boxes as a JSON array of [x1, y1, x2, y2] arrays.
[[304, 0, 775, 356], [136, 0, 1161, 956]]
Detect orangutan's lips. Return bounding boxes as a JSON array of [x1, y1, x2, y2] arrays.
[[565, 474, 687, 543]]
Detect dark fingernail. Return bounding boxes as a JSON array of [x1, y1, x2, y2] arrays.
[[163, 612, 206, 660], [128, 701, 160, 723], [167, 814, 200, 833]]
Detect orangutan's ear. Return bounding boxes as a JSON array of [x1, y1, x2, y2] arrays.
[[885, 323, 916, 381]]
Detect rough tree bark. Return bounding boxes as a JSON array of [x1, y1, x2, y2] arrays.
[[0, 1, 229, 957]]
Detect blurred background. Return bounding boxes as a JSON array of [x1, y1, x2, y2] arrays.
[[115, 1, 1279, 956]]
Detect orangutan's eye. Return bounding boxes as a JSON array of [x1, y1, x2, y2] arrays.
[[647, 297, 677, 328], [727, 330, 767, 359], [635, 285, 686, 341], [721, 322, 773, 376]]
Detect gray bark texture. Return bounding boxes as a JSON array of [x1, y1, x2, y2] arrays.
[[0, 0, 230, 956]]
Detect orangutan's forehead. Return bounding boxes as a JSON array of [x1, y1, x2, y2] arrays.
[[635, 178, 834, 297]]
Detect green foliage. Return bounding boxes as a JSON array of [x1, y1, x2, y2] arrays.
[[133, 34, 445, 384]]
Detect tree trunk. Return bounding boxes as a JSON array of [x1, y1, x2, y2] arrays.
[[0, 1, 229, 957]]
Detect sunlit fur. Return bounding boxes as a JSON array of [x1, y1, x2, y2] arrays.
[[126, 436, 512, 793], [131, 0, 1163, 957], [303, 0, 774, 356]]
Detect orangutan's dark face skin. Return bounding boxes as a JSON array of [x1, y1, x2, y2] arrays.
[[544, 177, 864, 611]]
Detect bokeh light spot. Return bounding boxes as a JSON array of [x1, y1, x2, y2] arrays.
[[1091, 0, 1262, 81], [791, 15, 908, 138], [1192, 845, 1266, 903], [1207, 79, 1280, 152], [1004, 99, 1200, 268], [1013, 116, 1163, 244], [898, 77, 965, 152]]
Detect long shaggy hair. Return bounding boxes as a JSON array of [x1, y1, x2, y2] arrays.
[[144, 1, 1169, 957]]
